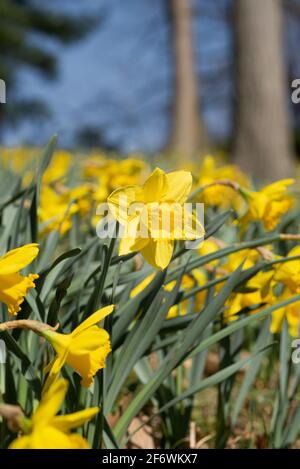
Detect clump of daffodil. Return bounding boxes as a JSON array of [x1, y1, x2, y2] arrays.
[[224, 270, 275, 322], [84, 156, 149, 228], [196, 155, 249, 209], [38, 149, 96, 234], [108, 167, 204, 270], [83, 156, 148, 204], [131, 270, 207, 318], [216, 248, 275, 321], [9, 379, 99, 449], [42, 305, 113, 391], [0, 146, 39, 174], [0, 244, 39, 316], [240, 179, 295, 234], [39, 186, 78, 235], [39, 184, 93, 235]]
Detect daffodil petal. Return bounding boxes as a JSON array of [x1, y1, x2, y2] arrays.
[[51, 407, 99, 432], [72, 305, 114, 336], [0, 244, 39, 275], [67, 329, 111, 387], [141, 239, 174, 270], [9, 435, 32, 449], [119, 235, 148, 256], [182, 213, 205, 241], [0, 272, 39, 316], [31, 426, 89, 449], [270, 308, 286, 334], [142, 168, 168, 202], [107, 185, 141, 225], [262, 179, 295, 197], [42, 351, 68, 394], [164, 171, 192, 203], [33, 379, 68, 425], [118, 215, 148, 255]]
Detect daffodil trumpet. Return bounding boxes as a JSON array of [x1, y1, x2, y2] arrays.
[[42, 305, 113, 391], [0, 243, 39, 316]]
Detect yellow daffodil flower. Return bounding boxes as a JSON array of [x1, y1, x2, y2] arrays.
[[240, 179, 295, 234], [0, 244, 39, 316], [215, 248, 275, 321], [224, 270, 275, 321], [196, 155, 249, 209], [42, 306, 113, 391], [39, 186, 78, 235], [9, 379, 98, 449], [108, 167, 204, 270], [39, 184, 94, 235]]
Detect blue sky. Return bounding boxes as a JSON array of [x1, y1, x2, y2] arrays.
[[5, 0, 234, 152]]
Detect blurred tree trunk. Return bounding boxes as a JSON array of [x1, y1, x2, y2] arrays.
[[168, 0, 210, 163], [233, 0, 294, 180]]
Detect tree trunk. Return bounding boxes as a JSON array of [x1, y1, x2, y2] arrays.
[[233, 0, 294, 180], [168, 0, 210, 163]]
